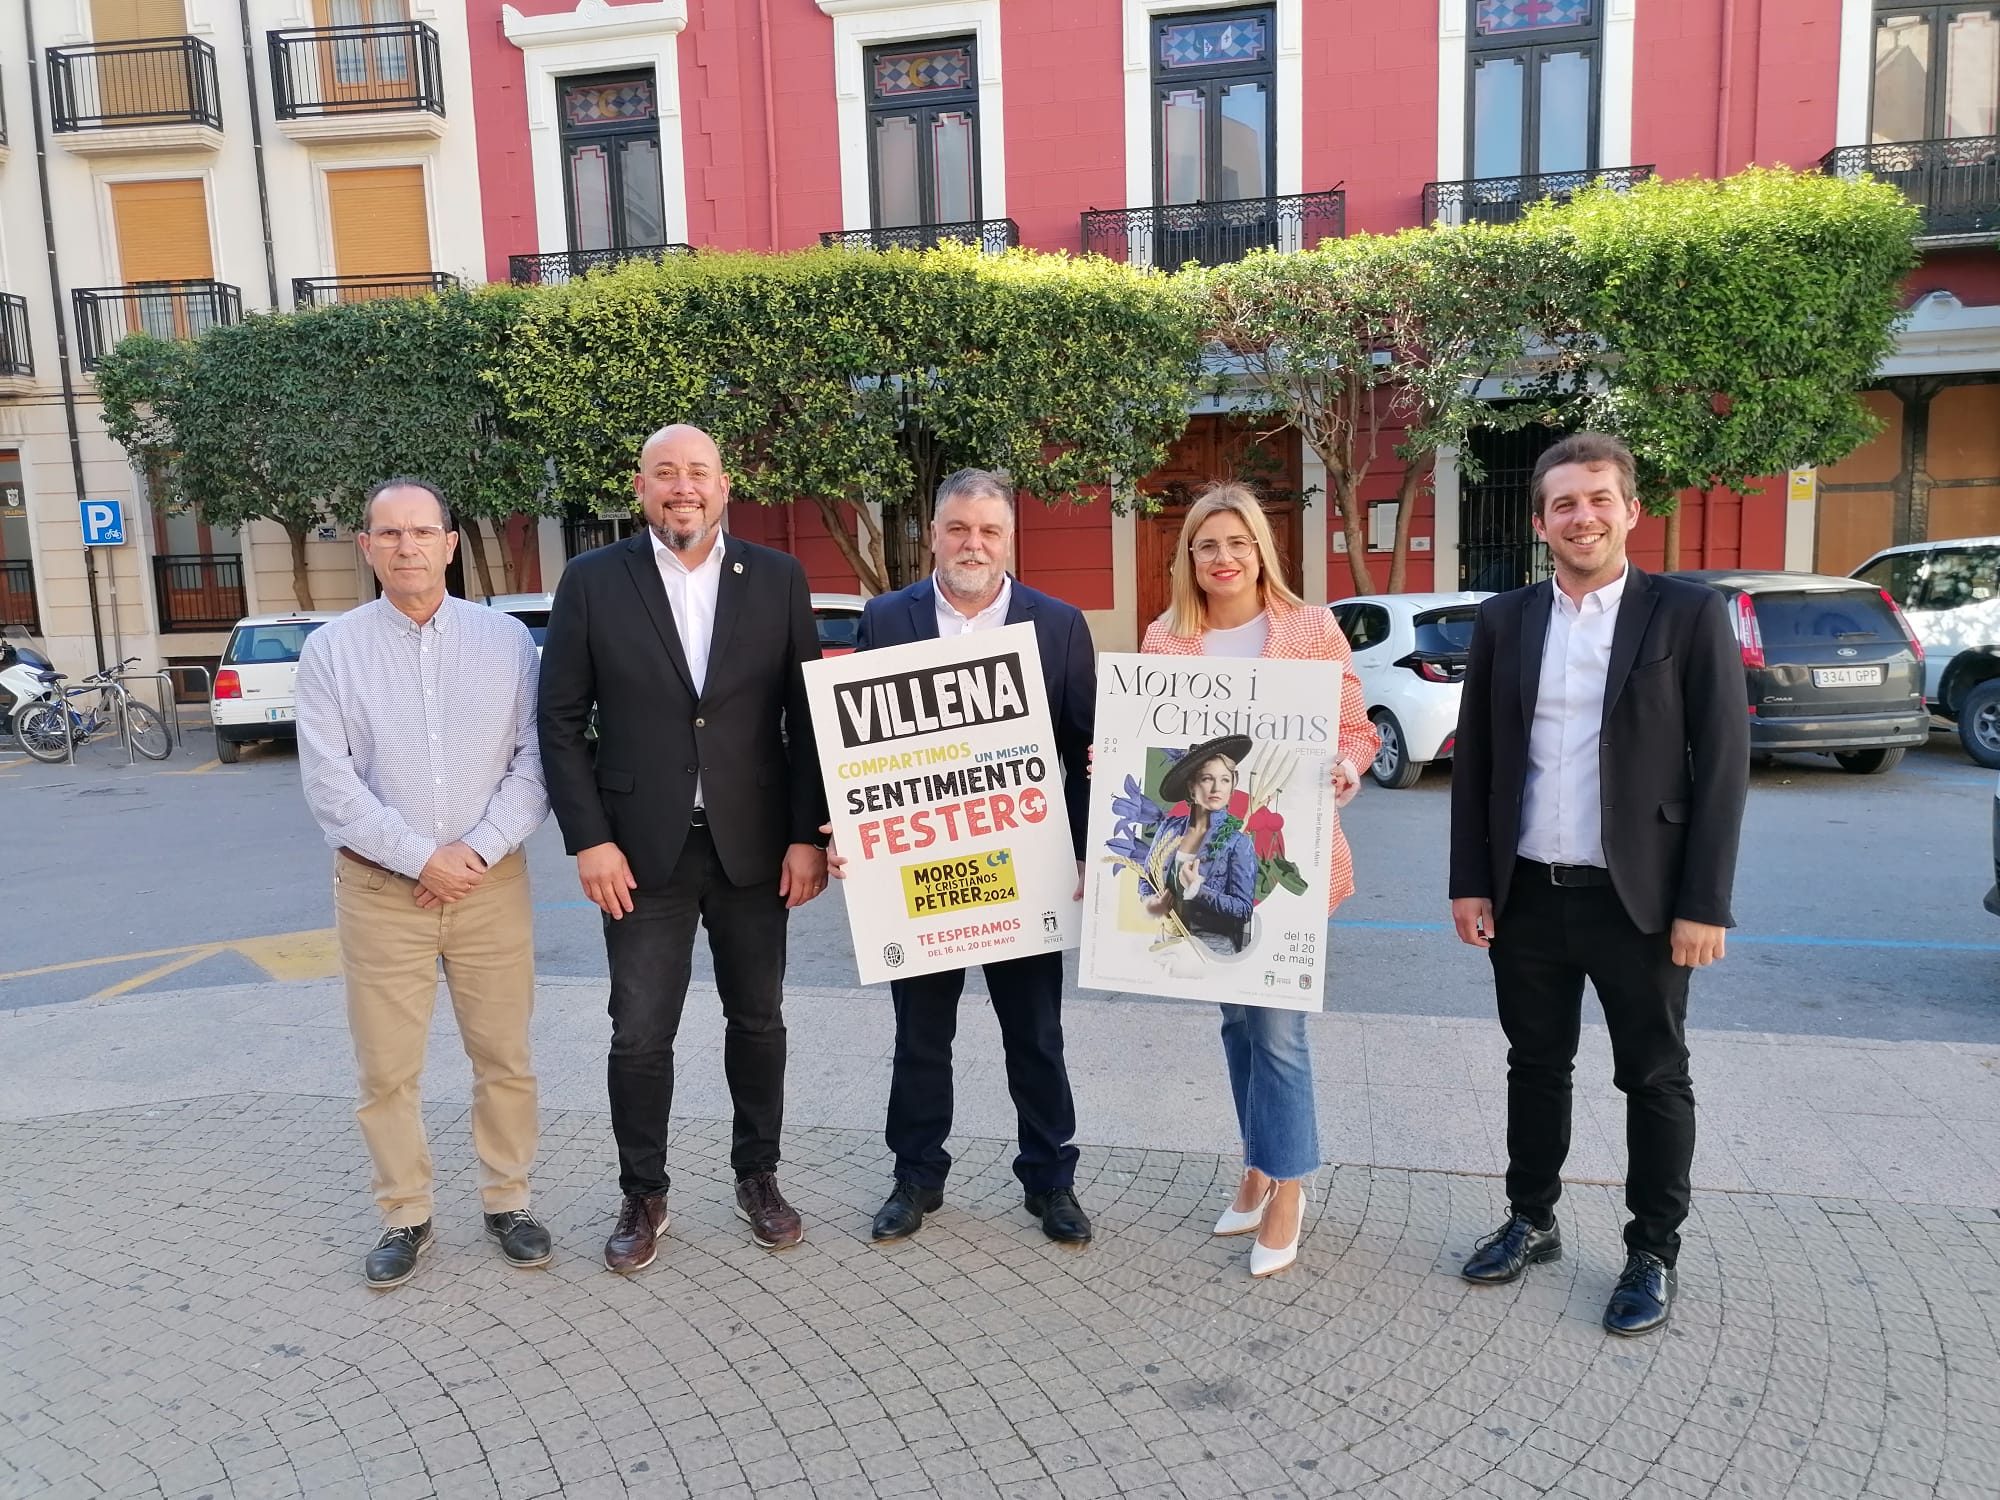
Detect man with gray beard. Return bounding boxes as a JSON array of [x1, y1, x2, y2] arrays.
[[829, 469, 1097, 1247], [539, 424, 829, 1271]]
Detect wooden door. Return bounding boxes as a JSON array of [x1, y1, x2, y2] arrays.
[[1133, 414, 1304, 634], [311, 0, 411, 109]]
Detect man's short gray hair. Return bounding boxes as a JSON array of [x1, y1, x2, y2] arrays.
[[934, 468, 1015, 519]]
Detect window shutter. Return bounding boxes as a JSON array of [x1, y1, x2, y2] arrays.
[[325, 166, 432, 277], [110, 179, 214, 282], [90, 0, 188, 41]]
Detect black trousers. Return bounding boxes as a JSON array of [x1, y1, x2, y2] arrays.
[[1489, 861, 1695, 1263], [603, 825, 789, 1197], [886, 950, 1079, 1195]]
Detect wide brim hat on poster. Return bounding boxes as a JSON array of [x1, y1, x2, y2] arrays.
[[1157, 734, 1253, 808]]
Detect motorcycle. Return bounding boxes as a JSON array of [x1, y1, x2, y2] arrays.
[[0, 635, 59, 742]]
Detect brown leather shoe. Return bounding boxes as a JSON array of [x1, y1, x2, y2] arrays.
[[734, 1172, 804, 1249], [603, 1192, 668, 1273]]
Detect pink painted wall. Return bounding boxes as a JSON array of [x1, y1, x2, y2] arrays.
[[1000, 0, 1126, 252], [1018, 497, 1115, 610], [1305, 0, 1438, 234], [1635, 0, 1840, 180]]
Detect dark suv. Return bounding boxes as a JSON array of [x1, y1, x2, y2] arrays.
[[1671, 571, 1928, 774]]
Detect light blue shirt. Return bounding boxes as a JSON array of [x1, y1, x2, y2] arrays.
[[296, 595, 548, 878]]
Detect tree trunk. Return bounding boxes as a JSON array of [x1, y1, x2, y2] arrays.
[[1662, 506, 1683, 573], [1322, 457, 1376, 595], [287, 525, 315, 611], [810, 495, 888, 596], [1385, 455, 1430, 595], [461, 519, 498, 599]]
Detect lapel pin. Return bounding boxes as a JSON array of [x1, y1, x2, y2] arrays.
[[733, 562, 743, 574]]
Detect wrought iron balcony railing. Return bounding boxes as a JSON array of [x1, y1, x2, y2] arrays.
[[0, 294, 31, 378], [819, 219, 1021, 254], [153, 554, 246, 634], [1080, 190, 1344, 269], [293, 272, 459, 308], [0, 560, 37, 631], [48, 37, 221, 132], [508, 244, 696, 285], [269, 22, 444, 120], [74, 280, 242, 370], [1422, 164, 1655, 227], [1820, 137, 2000, 242]]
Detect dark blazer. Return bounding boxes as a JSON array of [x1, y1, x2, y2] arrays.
[[538, 533, 828, 891], [1447, 567, 1750, 934], [857, 576, 1095, 858]]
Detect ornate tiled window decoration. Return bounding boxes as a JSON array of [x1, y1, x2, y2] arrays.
[[1475, 0, 1593, 33], [1158, 15, 1268, 70], [562, 78, 656, 127], [871, 45, 974, 99]]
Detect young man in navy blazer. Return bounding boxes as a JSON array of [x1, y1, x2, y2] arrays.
[[836, 468, 1097, 1246]]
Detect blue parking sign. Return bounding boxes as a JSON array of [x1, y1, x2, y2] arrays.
[[81, 499, 125, 546]]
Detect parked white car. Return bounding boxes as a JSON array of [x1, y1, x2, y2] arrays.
[[812, 592, 868, 657], [1330, 591, 1491, 788], [211, 612, 342, 763], [486, 592, 555, 654], [1852, 537, 2000, 766]]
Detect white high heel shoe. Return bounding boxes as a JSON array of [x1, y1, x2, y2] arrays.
[[1249, 1181, 1308, 1278], [1213, 1179, 1275, 1237]]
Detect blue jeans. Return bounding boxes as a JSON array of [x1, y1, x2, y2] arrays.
[[1219, 1004, 1321, 1181]]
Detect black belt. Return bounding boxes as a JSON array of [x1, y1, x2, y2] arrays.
[[1518, 857, 1610, 888], [688, 807, 707, 828]]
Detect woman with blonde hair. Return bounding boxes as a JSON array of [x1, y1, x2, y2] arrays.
[[1142, 481, 1378, 1276]]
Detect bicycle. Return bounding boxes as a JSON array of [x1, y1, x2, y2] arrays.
[[14, 657, 172, 764]]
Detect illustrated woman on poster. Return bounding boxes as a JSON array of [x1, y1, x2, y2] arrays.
[[1138, 735, 1258, 954]]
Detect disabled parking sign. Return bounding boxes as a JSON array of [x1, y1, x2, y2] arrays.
[[81, 499, 126, 546]]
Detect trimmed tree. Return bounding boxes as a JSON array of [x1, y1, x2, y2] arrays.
[[1524, 166, 1921, 566], [496, 244, 1202, 594], [94, 288, 543, 607], [1201, 225, 1583, 594]]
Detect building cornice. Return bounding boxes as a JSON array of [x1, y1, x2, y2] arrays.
[[502, 0, 687, 48]]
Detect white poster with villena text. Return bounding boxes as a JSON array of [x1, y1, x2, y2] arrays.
[[805, 622, 1079, 986], [1080, 653, 1343, 1011]]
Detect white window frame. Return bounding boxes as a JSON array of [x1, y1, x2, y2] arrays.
[[1123, 0, 1302, 217], [501, 0, 691, 255], [310, 157, 441, 284], [817, 0, 1007, 232], [1435, 0, 1635, 183]]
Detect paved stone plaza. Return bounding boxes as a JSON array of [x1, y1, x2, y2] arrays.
[[4, 982, 2000, 1499]]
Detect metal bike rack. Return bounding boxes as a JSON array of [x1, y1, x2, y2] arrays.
[[114, 670, 179, 765], [155, 664, 215, 759]]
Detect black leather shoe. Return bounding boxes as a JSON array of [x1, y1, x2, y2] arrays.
[[1604, 1250, 1676, 1336], [871, 1181, 944, 1241], [1024, 1187, 1093, 1245], [1461, 1212, 1562, 1284], [485, 1210, 553, 1268], [364, 1220, 433, 1289]]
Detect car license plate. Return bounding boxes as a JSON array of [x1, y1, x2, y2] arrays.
[[1812, 666, 1883, 688], [265, 706, 294, 722]]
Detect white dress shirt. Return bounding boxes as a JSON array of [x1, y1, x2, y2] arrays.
[[651, 527, 726, 805], [933, 572, 1012, 635], [1517, 566, 1628, 868], [296, 596, 547, 878]]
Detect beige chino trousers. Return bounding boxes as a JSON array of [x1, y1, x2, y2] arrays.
[[333, 848, 538, 1227]]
